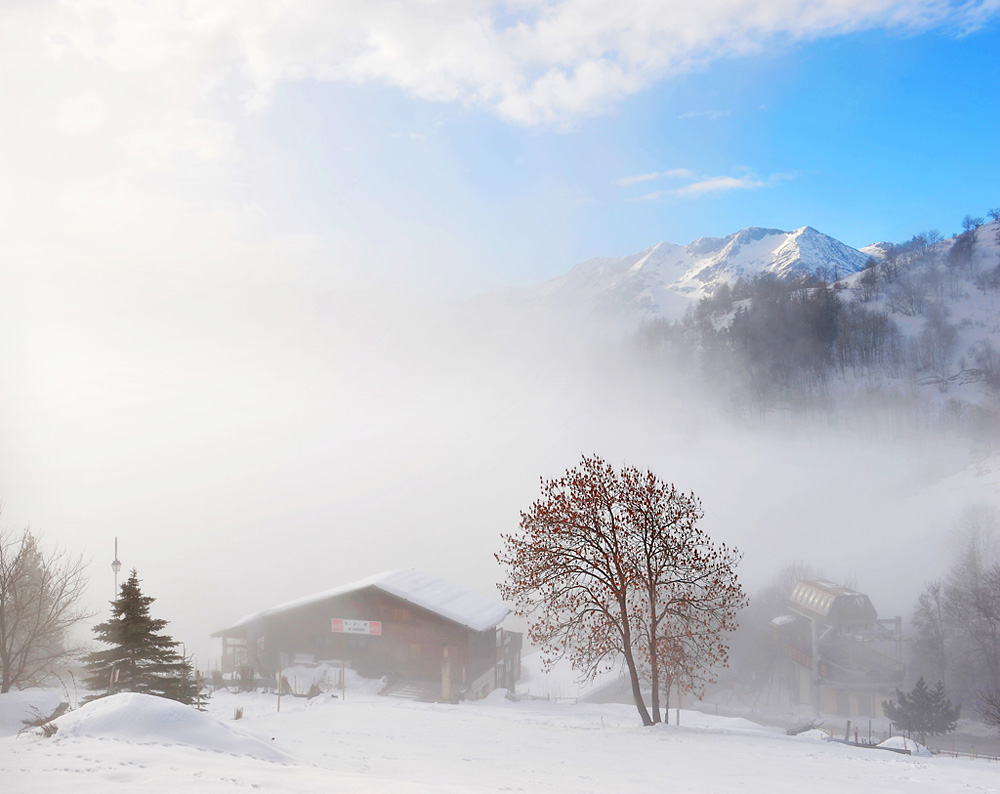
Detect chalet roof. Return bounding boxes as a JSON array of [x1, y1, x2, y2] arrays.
[[212, 569, 509, 636]]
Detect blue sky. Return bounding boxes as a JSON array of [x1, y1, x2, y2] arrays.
[[1, 2, 997, 296], [250, 16, 1000, 293]]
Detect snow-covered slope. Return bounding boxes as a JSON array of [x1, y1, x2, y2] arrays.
[[541, 226, 870, 321], [4, 687, 998, 793]]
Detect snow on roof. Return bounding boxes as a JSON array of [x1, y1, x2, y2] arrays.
[[374, 569, 509, 632], [214, 569, 509, 636]]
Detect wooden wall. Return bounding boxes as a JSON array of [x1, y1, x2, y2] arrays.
[[252, 586, 499, 686]]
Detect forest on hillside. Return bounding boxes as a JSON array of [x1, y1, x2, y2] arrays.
[[632, 212, 1000, 443]]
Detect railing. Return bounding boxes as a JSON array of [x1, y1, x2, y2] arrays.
[[932, 747, 1000, 763]]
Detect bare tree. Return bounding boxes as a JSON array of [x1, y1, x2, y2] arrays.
[[622, 466, 746, 721], [851, 261, 881, 303], [887, 273, 929, 316], [945, 553, 1000, 696], [931, 507, 1000, 705], [879, 243, 900, 282], [973, 341, 1000, 398], [0, 526, 90, 692], [497, 454, 746, 726], [912, 580, 949, 687], [963, 215, 984, 238], [976, 687, 1000, 730]]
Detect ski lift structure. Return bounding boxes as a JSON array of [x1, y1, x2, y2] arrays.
[[771, 580, 903, 718]]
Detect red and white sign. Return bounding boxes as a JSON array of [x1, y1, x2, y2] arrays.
[[331, 618, 382, 636]]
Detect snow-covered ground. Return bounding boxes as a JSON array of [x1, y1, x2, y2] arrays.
[[3, 683, 1000, 793]]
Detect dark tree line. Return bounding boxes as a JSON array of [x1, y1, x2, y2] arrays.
[[632, 209, 1000, 434], [640, 273, 907, 410]]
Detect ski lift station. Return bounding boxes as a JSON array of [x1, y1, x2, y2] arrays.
[[771, 580, 903, 717]]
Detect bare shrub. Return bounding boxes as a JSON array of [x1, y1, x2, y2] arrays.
[[237, 665, 256, 693], [18, 704, 66, 738]]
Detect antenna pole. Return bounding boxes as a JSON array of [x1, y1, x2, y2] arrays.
[[111, 537, 122, 600]]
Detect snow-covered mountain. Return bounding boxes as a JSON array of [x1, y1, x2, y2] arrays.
[[538, 225, 871, 321]]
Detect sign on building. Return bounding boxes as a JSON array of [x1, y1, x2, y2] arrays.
[[331, 618, 382, 635]]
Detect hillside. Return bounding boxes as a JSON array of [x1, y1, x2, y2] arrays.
[[610, 217, 1000, 431]]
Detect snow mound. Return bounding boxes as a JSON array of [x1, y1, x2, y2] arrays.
[[878, 736, 932, 756], [54, 693, 288, 761], [0, 688, 65, 737], [795, 728, 831, 741]]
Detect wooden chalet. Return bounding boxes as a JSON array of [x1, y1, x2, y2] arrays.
[[212, 569, 521, 702]]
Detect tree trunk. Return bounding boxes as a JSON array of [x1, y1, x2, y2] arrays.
[[0, 644, 11, 693], [649, 637, 661, 723], [617, 589, 653, 727], [622, 646, 653, 726]]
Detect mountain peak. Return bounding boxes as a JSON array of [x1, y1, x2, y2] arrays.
[[538, 224, 870, 321]]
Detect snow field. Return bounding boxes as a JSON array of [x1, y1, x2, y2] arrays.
[[3, 686, 1000, 793]]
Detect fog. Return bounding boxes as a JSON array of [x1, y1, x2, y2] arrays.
[[1, 257, 990, 667], [1, 0, 997, 678]]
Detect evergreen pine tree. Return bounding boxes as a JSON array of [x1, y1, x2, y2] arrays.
[[83, 569, 195, 704], [882, 676, 960, 744]]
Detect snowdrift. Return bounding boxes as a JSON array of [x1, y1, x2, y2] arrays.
[[878, 735, 933, 756], [53, 693, 289, 761]]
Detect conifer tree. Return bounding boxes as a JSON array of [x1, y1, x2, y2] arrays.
[[882, 676, 960, 744], [83, 569, 195, 704]]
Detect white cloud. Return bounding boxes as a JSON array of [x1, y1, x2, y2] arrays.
[[225, 0, 994, 125], [619, 172, 662, 186], [0, 0, 984, 291], [625, 169, 795, 199], [3, 0, 994, 134], [679, 109, 732, 120], [618, 168, 696, 186], [671, 175, 767, 196]]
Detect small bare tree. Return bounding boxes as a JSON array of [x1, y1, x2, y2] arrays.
[[887, 273, 929, 316], [851, 262, 881, 303], [977, 688, 1000, 730], [0, 526, 90, 692]]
